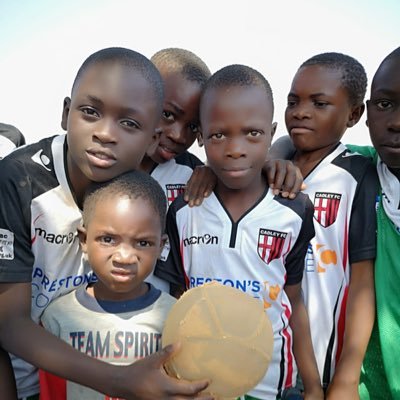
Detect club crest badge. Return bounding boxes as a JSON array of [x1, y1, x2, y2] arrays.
[[313, 192, 341, 228], [166, 184, 185, 205], [258, 228, 287, 264]]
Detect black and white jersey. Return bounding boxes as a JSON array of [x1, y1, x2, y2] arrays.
[[150, 151, 203, 206], [300, 143, 378, 387], [147, 151, 203, 292], [155, 188, 315, 399], [0, 134, 94, 398]]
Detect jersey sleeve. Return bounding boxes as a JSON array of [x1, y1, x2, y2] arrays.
[[154, 200, 187, 289], [175, 151, 204, 169], [0, 158, 34, 282], [346, 144, 378, 163], [285, 196, 315, 285], [348, 161, 378, 263]]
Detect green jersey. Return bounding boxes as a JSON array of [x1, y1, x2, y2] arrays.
[[348, 145, 400, 399]]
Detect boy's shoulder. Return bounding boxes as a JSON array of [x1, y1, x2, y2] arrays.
[[0, 134, 60, 178], [271, 190, 314, 220], [332, 146, 378, 181], [174, 151, 204, 169], [345, 144, 378, 164], [157, 290, 177, 308], [0, 134, 63, 198], [41, 288, 77, 319]]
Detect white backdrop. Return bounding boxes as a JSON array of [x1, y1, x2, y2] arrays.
[[1, 0, 399, 161]]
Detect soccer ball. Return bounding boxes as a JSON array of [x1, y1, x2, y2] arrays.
[[162, 282, 274, 399]]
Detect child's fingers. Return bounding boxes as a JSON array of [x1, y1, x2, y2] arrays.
[[184, 166, 216, 207]]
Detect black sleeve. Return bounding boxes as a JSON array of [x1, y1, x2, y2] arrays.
[[154, 199, 187, 289], [285, 195, 315, 285], [0, 158, 34, 282], [348, 162, 378, 263], [175, 151, 204, 170]]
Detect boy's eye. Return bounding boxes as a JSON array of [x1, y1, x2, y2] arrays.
[[162, 111, 175, 122], [99, 235, 115, 244], [287, 100, 297, 107], [209, 132, 224, 140], [375, 100, 393, 110], [247, 130, 263, 137], [189, 123, 199, 134], [137, 240, 151, 247], [81, 107, 99, 117], [120, 119, 140, 129], [313, 101, 328, 108]]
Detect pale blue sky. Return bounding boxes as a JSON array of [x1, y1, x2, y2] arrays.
[[1, 0, 399, 159]]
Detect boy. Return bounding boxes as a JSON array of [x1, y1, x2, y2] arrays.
[[269, 52, 378, 398], [146, 48, 303, 205], [143, 48, 303, 292], [40, 170, 176, 399], [0, 47, 212, 400], [140, 48, 212, 291], [155, 64, 323, 399], [351, 46, 400, 400]]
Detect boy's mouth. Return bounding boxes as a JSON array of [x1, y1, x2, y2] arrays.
[[222, 166, 250, 177], [289, 126, 313, 135], [157, 144, 178, 161], [86, 148, 117, 168]]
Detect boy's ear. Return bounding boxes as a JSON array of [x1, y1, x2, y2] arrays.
[[271, 122, 278, 139], [61, 97, 71, 131], [197, 131, 204, 147], [347, 103, 365, 128], [77, 226, 88, 254]]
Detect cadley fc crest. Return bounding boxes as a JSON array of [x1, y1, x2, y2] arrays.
[[166, 184, 185, 205], [258, 228, 287, 264], [313, 192, 341, 228]]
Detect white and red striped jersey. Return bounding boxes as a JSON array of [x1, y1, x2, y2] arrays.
[[300, 143, 378, 387], [156, 188, 315, 399]]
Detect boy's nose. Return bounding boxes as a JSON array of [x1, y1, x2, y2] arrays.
[[166, 125, 187, 145], [292, 106, 311, 119], [226, 138, 246, 158], [93, 120, 117, 143], [113, 245, 138, 264], [388, 112, 400, 132]]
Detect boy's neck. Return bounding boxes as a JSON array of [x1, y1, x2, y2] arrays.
[[66, 153, 92, 209], [215, 174, 267, 223], [293, 142, 340, 178]]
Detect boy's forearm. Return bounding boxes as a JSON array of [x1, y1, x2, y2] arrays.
[[285, 284, 322, 396], [331, 260, 375, 385], [290, 301, 321, 392]]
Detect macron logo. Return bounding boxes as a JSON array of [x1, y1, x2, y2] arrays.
[[183, 234, 218, 247], [31, 149, 51, 171]]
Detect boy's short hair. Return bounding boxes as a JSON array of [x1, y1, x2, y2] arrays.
[[201, 64, 274, 115], [72, 47, 164, 113], [301, 52, 367, 106], [384, 46, 400, 61], [83, 170, 167, 231], [151, 48, 211, 87], [375, 46, 400, 77]]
